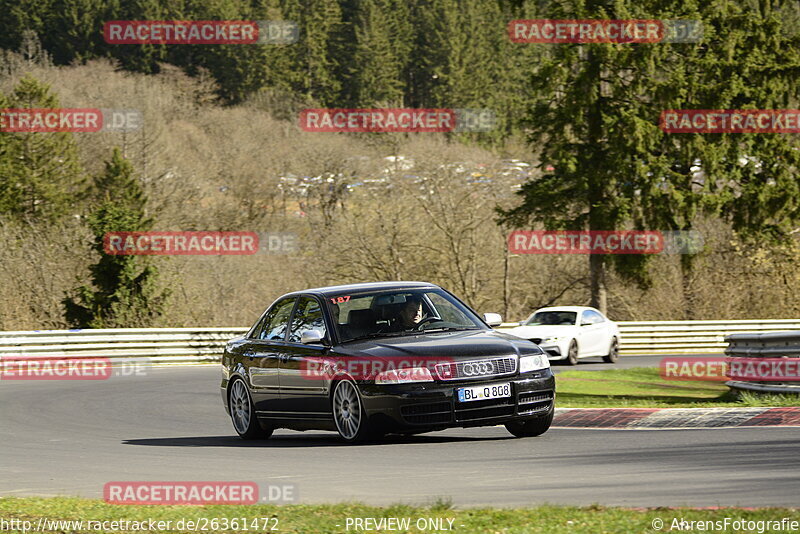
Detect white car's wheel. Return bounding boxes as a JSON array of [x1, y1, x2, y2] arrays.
[[566, 340, 579, 365], [603, 337, 619, 363]]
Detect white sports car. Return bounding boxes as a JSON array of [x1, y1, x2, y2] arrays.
[[504, 306, 620, 365]]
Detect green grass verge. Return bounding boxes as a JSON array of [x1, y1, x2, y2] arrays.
[[556, 367, 800, 408], [1, 497, 798, 534]]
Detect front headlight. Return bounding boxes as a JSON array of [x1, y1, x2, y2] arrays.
[[519, 354, 550, 373], [543, 336, 560, 344], [375, 367, 434, 384]]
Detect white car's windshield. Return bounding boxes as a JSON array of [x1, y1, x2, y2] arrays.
[[327, 289, 484, 342], [526, 311, 577, 326]]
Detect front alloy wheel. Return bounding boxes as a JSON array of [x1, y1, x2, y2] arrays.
[[505, 409, 554, 438], [332, 379, 374, 443], [229, 378, 273, 440], [566, 340, 579, 365]]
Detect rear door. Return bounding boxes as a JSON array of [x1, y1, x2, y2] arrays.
[[247, 297, 295, 413]]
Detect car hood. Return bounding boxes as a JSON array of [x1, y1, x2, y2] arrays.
[[334, 329, 541, 361], [504, 324, 578, 340]]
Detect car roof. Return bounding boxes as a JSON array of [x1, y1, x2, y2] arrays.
[[282, 281, 440, 298], [532, 306, 600, 313]]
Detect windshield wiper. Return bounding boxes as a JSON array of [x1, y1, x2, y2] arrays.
[[421, 327, 480, 333], [341, 331, 416, 343]]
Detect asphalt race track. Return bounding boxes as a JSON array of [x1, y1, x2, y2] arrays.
[[2, 358, 799, 508]]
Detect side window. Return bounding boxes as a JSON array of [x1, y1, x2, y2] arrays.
[[248, 312, 270, 339], [288, 297, 327, 343], [258, 298, 296, 341], [582, 310, 603, 325]]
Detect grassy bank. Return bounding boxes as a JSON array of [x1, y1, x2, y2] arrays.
[[556, 367, 800, 408], [1, 497, 798, 534]]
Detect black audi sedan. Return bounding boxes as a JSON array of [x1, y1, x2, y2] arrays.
[[221, 281, 555, 443]]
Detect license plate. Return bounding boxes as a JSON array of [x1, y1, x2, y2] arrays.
[[457, 383, 511, 402]]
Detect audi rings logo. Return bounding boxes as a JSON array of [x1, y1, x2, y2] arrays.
[[462, 361, 494, 376]]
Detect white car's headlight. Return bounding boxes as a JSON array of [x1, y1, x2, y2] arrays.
[[375, 367, 434, 384], [519, 354, 550, 373], [543, 336, 560, 343]]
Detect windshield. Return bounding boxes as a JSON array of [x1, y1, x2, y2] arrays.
[[526, 311, 577, 326], [327, 289, 485, 342]]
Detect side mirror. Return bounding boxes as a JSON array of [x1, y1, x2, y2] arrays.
[[518, 321, 525, 326], [483, 313, 503, 327], [300, 329, 325, 344]]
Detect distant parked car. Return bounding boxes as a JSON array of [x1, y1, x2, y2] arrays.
[[505, 306, 620, 365]]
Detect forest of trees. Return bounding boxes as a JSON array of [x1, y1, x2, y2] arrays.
[[1, 0, 799, 329]]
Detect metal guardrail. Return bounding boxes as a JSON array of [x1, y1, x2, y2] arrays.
[[0, 328, 248, 366], [725, 330, 800, 394], [2, 320, 800, 366]]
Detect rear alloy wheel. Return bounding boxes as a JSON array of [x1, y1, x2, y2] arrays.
[[603, 337, 619, 363], [566, 340, 579, 365], [229, 378, 273, 440], [332, 379, 375, 443], [505, 409, 554, 438]]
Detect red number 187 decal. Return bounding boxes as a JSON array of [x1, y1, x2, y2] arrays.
[[330, 296, 351, 304]]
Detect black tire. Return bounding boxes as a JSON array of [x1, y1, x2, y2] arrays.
[[505, 409, 554, 438], [602, 337, 619, 363], [566, 339, 579, 365], [331, 379, 377, 443], [229, 378, 273, 440]]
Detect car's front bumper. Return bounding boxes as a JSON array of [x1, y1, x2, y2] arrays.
[[358, 369, 555, 430], [538, 343, 563, 358]]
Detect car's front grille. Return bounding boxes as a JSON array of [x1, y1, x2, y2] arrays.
[[529, 338, 542, 344], [519, 391, 554, 404], [518, 390, 554, 415], [454, 398, 515, 422], [400, 402, 452, 425], [434, 356, 517, 381], [400, 387, 554, 425]]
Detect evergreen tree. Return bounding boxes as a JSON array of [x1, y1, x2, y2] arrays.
[[0, 76, 86, 221], [64, 148, 168, 328], [281, 0, 344, 104], [349, 0, 411, 106], [501, 0, 800, 314], [42, 0, 109, 65]]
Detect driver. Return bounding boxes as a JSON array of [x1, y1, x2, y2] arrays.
[[390, 296, 424, 331]]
